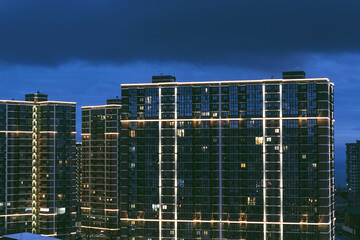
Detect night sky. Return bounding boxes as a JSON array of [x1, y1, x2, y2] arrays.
[[0, 1, 359, 187]]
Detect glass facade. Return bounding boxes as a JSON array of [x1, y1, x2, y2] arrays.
[[118, 77, 335, 240], [346, 141, 360, 195], [0, 93, 77, 238], [81, 100, 122, 237]]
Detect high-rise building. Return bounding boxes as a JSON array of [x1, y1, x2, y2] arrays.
[[75, 141, 82, 228], [346, 140, 360, 195], [119, 73, 335, 239], [0, 92, 77, 238], [81, 98, 122, 237]]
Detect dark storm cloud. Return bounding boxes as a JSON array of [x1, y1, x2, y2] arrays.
[[0, 0, 359, 67]]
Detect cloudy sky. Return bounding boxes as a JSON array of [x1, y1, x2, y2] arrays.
[[0, 0, 359, 186]]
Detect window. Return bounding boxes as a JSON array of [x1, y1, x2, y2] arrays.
[[247, 197, 256, 205], [241, 163, 246, 168], [255, 137, 263, 145], [57, 207, 65, 214], [130, 130, 136, 137], [177, 129, 185, 137], [152, 204, 159, 211]]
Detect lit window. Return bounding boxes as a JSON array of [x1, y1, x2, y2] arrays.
[[302, 155, 307, 160], [275, 128, 280, 133], [312, 163, 317, 168], [57, 207, 65, 214], [177, 129, 185, 137], [247, 197, 256, 205], [274, 146, 280, 151], [131, 204, 136, 209], [152, 204, 159, 211], [130, 130, 136, 138], [170, 230, 175, 235], [266, 137, 271, 143], [241, 163, 246, 168], [162, 205, 167, 210], [255, 137, 263, 145]]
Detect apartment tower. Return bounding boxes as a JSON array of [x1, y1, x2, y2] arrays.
[[119, 73, 335, 239], [81, 98, 122, 237], [346, 140, 360, 196], [0, 92, 77, 238]]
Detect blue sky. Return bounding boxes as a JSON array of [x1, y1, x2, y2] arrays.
[[0, 1, 359, 186]]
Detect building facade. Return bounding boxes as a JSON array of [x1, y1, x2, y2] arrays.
[[75, 141, 83, 228], [346, 140, 360, 196], [118, 74, 335, 239], [0, 93, 77, 238], [81, 98, 122, 237]]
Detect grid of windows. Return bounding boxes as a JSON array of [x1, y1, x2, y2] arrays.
[[0, 94, 76, 238], [81, 102, 122, 236], [118, 78, 335, 239]]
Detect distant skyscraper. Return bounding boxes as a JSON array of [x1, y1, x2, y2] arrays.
[[346, 141, 360, 195], [0, 93, 77, 238], [118, 73, 335, 239], [81, 98, 122, 237]]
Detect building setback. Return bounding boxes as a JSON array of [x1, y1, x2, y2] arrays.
[[0, 93, 77, 238], [81, 98, 122, 236], [118, 73, 335, 239]]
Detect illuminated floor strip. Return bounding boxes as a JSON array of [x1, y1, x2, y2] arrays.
[[81, 226, 120, 231], [119, 218, 331, 225], [121, 116, 331, 122], [121, 78, 331, 87]]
